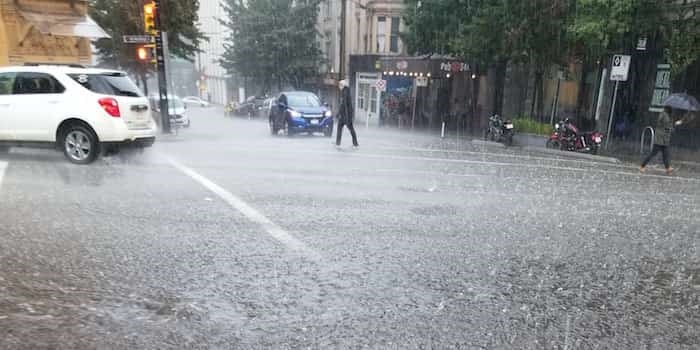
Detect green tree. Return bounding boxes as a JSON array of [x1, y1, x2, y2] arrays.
[[663, 1, 700, 81], [220, 0, 323, 92], [403, 0, 569, 117], [567, 0, 662, 60], [90, 0, 205, 93]]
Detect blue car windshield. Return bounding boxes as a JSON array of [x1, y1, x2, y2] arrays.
[[286, 94, 321, 108]]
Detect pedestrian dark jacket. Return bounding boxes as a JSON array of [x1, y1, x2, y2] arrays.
[[654, 111, 673, 146], [338, 86, 353, 123]]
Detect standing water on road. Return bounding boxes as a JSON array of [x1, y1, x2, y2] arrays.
[[2, 0, 700, 348]]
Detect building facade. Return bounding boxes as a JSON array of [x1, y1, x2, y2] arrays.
[[318, 0, 406, 76], [317, 0, 406, 124], [196, 0, 228, 105], [0, 0, 108, 66]]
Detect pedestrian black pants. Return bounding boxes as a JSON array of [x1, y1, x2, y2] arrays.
[[642, 144, 670, 169], [336, 120, 358, 147]]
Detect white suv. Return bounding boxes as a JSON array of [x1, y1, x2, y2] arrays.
[[0, 65, 156, 164]]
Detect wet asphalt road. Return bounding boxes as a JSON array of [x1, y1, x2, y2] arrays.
[[1, 107, 699, 349]]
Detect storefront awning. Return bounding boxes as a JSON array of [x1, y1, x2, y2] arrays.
[[19, 10, 110, 39], [379, 56, 470, 78]]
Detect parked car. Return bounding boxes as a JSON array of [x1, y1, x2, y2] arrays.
[[0, 65, 156, 164], [269, 91, 333, 137], [182, 96, 209, 107], [149, 94, 190, 128], [235, 95, 268, 117]]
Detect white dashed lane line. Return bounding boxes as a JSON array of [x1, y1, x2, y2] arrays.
[[0, 161, 7, 190], [164, 156, 320, 261]]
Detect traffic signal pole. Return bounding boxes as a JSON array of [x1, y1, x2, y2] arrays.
[[152, 0, 170, 133], [339, 0, 346, 80]]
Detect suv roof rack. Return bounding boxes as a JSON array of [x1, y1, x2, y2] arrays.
[[23, 63, 87, 68]]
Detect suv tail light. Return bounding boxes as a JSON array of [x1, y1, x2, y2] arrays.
[[98, 97, 120, 117]]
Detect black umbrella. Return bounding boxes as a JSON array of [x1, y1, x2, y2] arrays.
[[663, 93, 700, 111]]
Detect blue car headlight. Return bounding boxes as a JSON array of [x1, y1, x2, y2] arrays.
[[289, 110, 302, 118], [324, 110, 332, 118]]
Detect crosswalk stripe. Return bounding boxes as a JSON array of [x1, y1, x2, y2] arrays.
[[0, 161, 7, 190]]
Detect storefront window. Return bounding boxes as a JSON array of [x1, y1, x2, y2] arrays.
[[370, 87, 378, 113], [358, 83, 367, 110]]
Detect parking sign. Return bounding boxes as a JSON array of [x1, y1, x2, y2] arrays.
[[611, 55, 631, 81]]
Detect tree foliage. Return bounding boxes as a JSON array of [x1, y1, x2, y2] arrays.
[[220, 0, 323, 91], [90, 0, 205, 80], [664, 2, 700, 78], [402, 0, 698, 80], [568, 0, 662, 60], [400, 0, 699, 120]]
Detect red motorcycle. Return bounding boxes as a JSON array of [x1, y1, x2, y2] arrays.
[[546, 119, 604, 155]]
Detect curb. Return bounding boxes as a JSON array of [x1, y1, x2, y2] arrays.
[[522, 146, 621, 164], [471, 139, 506, 148]]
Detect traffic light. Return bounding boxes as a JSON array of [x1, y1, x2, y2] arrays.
[[136, 45, 155, 63], [143, 2, 157, 35]]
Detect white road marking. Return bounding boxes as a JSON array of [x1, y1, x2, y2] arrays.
[[0, 161, 6, 190], [376, 145, 633, 169], [219, 146, 699, 183], [165, 156, 320, 260]]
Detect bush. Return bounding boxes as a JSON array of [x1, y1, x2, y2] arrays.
[[513, 118, 552, 136]]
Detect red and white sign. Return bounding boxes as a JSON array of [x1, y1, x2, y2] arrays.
[[440, 62, 469, 73], [375, 79, 387, 92]]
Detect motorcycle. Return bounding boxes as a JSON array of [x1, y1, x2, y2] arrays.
[[224, 101, 237, 117], [546, 119, 604, 155], [484, 114, 514, 146]]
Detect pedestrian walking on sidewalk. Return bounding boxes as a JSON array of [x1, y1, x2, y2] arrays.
[[336, 79, 359, 149], [640, 106, 683, 175]]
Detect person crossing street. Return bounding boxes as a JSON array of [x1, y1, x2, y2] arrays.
[[336, 79, 359, 149], [640, 106, 683, 175]]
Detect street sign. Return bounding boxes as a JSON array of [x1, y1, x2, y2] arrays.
[[123, 35, 154, 44], [636, 37, 648, 51], [610, 54, 631, 81], [416, 76, 428, 87], [376, 79, 387, 92]]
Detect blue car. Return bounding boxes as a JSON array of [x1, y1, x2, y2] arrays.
[[269, 91, 334, 137]]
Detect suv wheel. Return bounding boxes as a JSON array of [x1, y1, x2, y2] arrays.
[[62, 125, 98, 164]]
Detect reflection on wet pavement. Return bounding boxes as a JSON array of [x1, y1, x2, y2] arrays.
[[1, 112, 699, 348]]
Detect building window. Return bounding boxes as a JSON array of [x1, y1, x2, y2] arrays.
[[325, 0, 332, 17], [325, 39, 332, 72], [376, 16, 386, 53], [356, 17, 361, 53], [390, 17, 400, 53]]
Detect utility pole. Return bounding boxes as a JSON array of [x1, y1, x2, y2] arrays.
[[153, 0, 171, 133], [339, 0, 347, 80]]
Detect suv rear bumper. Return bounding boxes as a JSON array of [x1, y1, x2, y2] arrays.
[[103, 136, 156, 149], [98, 122, 157, 142]]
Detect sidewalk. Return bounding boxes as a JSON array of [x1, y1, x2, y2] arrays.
[[604, 140, 700, 171]]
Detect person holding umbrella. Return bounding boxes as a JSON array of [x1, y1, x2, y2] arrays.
[[640, 93, 699, 175]]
